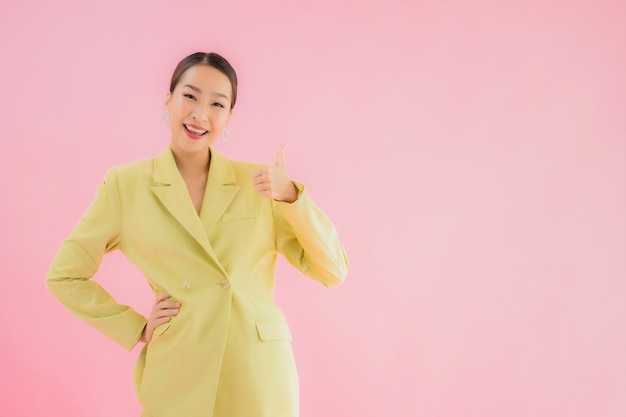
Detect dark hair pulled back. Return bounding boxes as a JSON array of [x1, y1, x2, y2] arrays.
[[169, 52, 238, 109]]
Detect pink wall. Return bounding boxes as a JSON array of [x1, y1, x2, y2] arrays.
[[1, 1, 624, 416]]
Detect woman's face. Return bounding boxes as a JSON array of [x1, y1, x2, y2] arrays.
[[165, 65, 233, 155]]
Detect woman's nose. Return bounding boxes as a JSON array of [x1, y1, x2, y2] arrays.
[[193, 105, 209, 122]]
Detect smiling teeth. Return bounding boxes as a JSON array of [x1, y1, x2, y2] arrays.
[[185, 125, 207, 134]]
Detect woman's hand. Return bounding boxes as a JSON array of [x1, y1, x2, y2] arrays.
[[252, 145, 298, 203], [140, 292, 180, 344]]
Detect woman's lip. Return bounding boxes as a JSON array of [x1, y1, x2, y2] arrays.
[[185, 123, 207, 131], [183, 124, 207, 140]]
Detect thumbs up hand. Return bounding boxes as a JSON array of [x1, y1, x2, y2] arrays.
[[252, 145, 299, 203]]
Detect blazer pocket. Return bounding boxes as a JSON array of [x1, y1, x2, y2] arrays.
[[222, 210, 257, 223], [255, 319, 292, 342]]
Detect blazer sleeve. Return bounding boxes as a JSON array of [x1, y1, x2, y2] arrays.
[[273, 182, 348, 287], [46, 169, 147, 351]]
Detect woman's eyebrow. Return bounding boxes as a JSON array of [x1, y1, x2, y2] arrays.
[[183, 84, 202, 93], [211, 92, 229, 100]]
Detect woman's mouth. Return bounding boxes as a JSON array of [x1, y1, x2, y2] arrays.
[[184, 124, 208, 140]]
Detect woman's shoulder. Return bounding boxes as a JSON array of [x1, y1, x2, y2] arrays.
[[213, 148, 264, 175], [228, 158, 264, 172], [99, 155, 159, 190], [107, 157, 155, 178]]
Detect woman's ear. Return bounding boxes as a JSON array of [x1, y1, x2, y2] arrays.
[[164, 91, 172, 107]]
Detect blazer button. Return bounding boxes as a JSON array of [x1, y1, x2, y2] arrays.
[[181, 281, 191, 291], [219, 279, 231, 289]]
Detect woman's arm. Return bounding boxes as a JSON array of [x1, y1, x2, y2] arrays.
[[251, 146, 348, 286], [46, 169, 147, 351], [272, 182, 349, 287]]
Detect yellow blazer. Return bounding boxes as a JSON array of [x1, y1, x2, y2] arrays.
[[47, 147, 348, 417]]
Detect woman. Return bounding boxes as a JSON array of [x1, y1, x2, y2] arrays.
[[47, 52, 348, 417]]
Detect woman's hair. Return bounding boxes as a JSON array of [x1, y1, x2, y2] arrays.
[[169, 52, 238, 109]]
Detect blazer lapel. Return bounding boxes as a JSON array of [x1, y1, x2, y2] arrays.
[[199, 148, 240, 236], [150, 147, 237, 277]]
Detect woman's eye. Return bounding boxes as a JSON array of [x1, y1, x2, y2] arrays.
[[184, 94, 196, 100], [213, 103, 225, 108]]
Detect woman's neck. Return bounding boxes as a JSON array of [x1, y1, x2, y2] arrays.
[[171, 147, 210, 178]]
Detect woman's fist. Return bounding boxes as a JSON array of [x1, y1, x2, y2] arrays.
[[140, 292, 180, 344], [252, 145, 298, 203]]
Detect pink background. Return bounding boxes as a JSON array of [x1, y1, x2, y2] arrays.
[[1, 1, 624, 416]]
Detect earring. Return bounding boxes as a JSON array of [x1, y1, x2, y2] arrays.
[[162, 110, 170, 124], [221, 127, 229, 141]]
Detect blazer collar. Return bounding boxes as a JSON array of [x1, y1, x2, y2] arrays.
[[153, 146, 236, 186], [151, 146, 240, 277]]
